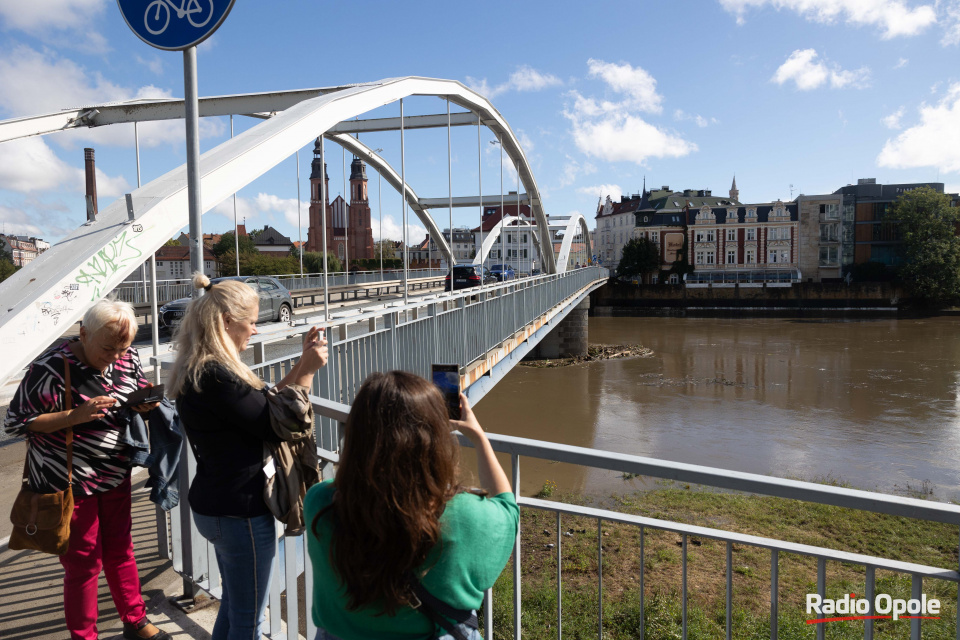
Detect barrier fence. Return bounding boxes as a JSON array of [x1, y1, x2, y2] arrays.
[[160, 264, 956, 640]]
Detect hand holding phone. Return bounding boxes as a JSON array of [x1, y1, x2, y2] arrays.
[[431, 364, 461, 420], [122, 384, 165, 408]]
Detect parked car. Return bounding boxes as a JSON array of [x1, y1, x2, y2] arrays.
[[158, 276, 294, 331], [489, 264, 516, 282], [530, 268, 542, 276], [445, 264, 497, 291]]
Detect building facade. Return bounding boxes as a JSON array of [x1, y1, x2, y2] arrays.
[[305, 139, 375, 264], [252, 225, 293, 255], [472, 202, 537, 273], [0, 235, 48, 267]]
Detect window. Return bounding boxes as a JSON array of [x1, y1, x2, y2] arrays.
[[768, 250, 778, 263], [695, 250, 705, 265], [156, 261, 164, 267], [820, 223, 840, 243], [745, 249, 755, 264], [726, 229, 737, 242], [669, 273, 679, 284], [779, 249, 790, 263], [727, 249, 737, 264], [819, 246, 839, 266], [706, 251, 715, 265], [651, 231, 659, 243], [820, 203, 839, 220], [746, 228, 756, 241], [695, 231, 705, 242], [706, 230, 715, 242], [338, 243, 344, 259]]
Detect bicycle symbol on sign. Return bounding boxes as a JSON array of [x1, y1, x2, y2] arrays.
[[144, 0, 214, 35]]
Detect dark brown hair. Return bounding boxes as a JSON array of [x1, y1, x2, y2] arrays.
[[312, 371, 460, 614]]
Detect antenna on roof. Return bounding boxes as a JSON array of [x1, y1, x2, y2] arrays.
[[789, 184, 794, 198]]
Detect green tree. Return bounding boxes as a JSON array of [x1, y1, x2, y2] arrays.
[[887, 186, 960, 305], [212, 232, 256, 259], [302, 251, 342, 273], [374, 239, 397, 261], [0, 246, 18, 283], [163, 238, 181, 246], [616, 237, 661, 283]]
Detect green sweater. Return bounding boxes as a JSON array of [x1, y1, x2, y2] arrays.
[[305, 479, 519, 639]]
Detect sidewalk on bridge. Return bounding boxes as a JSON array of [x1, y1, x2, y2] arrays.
[[0, 473, 219, 640]]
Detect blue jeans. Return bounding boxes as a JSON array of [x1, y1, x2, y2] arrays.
[[314, 617, 482, 640], [193, 512, 277, 640]]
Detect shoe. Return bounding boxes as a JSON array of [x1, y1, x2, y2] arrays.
[[122, 618, 171, 640]]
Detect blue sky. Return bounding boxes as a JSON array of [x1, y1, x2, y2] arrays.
[[0, 0, 958, 246]]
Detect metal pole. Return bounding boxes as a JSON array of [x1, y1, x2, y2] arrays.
[[297, 149, 303, 276], [182, 47, 204, 296], [343, 145, 349, 282], [231, 115, 239, 276], [447, 100, 453, 279], [135, 121, 146, 296], [400, 98, 408, 305], [320, 138, 329, 320], [498, 138, 504, 282], [477, 113, 484, 278], [378, 168, 383, 280], [136, 123, 160, 383]]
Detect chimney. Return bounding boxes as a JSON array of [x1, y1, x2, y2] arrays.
[[84, 148, 98, 222]]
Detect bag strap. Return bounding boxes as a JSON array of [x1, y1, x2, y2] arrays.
[[62, 353, 73, 487], [407, 573, 478, 640]]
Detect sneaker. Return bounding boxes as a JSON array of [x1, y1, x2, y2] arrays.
[[122, 618, 171, 640]]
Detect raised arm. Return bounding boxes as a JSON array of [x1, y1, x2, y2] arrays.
[[450, 394, 512, 496]]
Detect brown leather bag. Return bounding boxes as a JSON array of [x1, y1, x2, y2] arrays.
[[8, 353, 75, 556]]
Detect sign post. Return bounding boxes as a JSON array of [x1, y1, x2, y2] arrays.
[[117, 0, 236, 297]]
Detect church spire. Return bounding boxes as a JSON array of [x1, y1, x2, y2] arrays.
[[729, 175, 739, 202]]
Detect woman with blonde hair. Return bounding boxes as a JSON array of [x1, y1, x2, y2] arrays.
[[4, 298, 168, 640], [305, 371, 518, 640], [170, 272, 327, 640]]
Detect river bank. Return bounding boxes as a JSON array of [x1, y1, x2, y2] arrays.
[[482, 486, 956, 639]]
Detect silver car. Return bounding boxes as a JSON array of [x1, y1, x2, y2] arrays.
[[158, 276, 294, 330]]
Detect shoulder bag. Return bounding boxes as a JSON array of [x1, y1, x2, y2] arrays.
[[8, 353, 75, 556]]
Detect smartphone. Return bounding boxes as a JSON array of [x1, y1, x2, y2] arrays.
[[431, 364, 461, 420], [121, 384, 165, 408]]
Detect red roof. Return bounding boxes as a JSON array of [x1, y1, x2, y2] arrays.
[[470, 204, 532, 233], [155, 245, 215, 261]]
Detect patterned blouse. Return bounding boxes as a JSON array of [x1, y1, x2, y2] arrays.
[[3, 339, 149, 496]]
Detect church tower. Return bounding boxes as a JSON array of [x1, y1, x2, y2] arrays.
[[306, 138, 330, 253], [729, 175, 739, 202], [347, 156, 374, 261]]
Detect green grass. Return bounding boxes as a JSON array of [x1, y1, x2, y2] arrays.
[[476, 488, 958, 639]]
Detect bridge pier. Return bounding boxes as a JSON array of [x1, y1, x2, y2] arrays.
[[527, 297, 589, 359]]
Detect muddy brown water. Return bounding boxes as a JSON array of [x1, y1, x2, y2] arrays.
[[470, 316, 960, 502]]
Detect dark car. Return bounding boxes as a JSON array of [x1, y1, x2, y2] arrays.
[[489, 264, 516, 282], [158, 276, 294, 331], [445, 265, 497, 291]]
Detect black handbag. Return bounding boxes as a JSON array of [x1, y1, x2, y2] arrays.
[[408, 573, 480, 640]]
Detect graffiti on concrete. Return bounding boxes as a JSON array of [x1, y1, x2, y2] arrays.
[[74, 231, 143, 300]]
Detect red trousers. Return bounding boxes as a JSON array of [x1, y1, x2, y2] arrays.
[[59, 476, 147, 640]]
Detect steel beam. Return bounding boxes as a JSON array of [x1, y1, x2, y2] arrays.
[[419, 194, 530, 209], [328, 111, 479, 134]]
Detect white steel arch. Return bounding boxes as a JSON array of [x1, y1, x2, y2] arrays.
[[0, 77, 556, 385], [472, 216, 543, 269], [552, 213, 593, 272]]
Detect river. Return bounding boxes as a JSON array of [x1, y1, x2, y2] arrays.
[[471, 316, 960, 502]]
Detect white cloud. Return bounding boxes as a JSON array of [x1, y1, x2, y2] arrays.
[[882, 107, 905, 129], [894, 57, 909, 68], [373, 215, 426, 243], [586, 59, 662, 114], [674, 109, 719, 127], [719, 0, 937, 39], [563, 59, 696, 165], [212, 193, 306, 231], [466, 65, 562, 99], [0, 0, 108, 51], [136, 55, 164, 75], [557, 157, 597, 188], [0, 137, 129, 195], [944, 0, 960, 45], [771, 49, 870, 90], [878, 83, 960, 173], [577, 184, 623, 202], [0, 205, 45, 237], [0, 45, 224, 148]]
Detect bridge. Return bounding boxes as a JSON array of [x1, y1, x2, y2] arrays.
[[1, 78, 956, 640]]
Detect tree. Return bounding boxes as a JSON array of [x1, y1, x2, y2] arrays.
[[212, 232, 256, 259], [887, 186, 960, 305], [0, 246, 17, 283], [616, 237, 661, 283], [302, 251, 342, 274], [374, 239, 397, 261], [163, 238, 181, 246]]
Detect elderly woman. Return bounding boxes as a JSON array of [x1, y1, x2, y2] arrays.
[[306, 371, 518, 640], [168, 273, 328, 640], [3, 299, 168, 640]]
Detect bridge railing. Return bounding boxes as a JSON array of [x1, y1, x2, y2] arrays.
[[111, 268, 452, 304]]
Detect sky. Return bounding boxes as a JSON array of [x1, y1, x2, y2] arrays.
[[0, 0, 958, 247]]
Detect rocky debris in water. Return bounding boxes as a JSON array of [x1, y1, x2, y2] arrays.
[[520, 344, 653, 368]]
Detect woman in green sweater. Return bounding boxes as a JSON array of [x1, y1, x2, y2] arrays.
[[305, 371, 517, 640]]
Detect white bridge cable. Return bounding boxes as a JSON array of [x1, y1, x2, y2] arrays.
[[0, 76, 556, 386]]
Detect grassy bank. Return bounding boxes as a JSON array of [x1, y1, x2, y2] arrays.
[[479, 486, 958, 639]]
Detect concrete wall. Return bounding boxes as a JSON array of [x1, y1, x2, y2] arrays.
[[527, 297, 590, 358]]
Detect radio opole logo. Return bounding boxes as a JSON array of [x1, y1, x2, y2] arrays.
[[806, 593, 940, 624]]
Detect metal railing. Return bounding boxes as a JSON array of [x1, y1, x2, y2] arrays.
[[162, 267, 609, 638], [112, 268, 451, 304]]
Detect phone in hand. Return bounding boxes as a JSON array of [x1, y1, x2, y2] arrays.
[[431, 364, 461, 420], [121, 384, 165, 408]]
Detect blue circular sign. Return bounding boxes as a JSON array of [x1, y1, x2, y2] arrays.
[[117, 0, 236, 51]]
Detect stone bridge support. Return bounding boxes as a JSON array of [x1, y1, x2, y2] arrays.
[[527, 297, 589, 359]]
